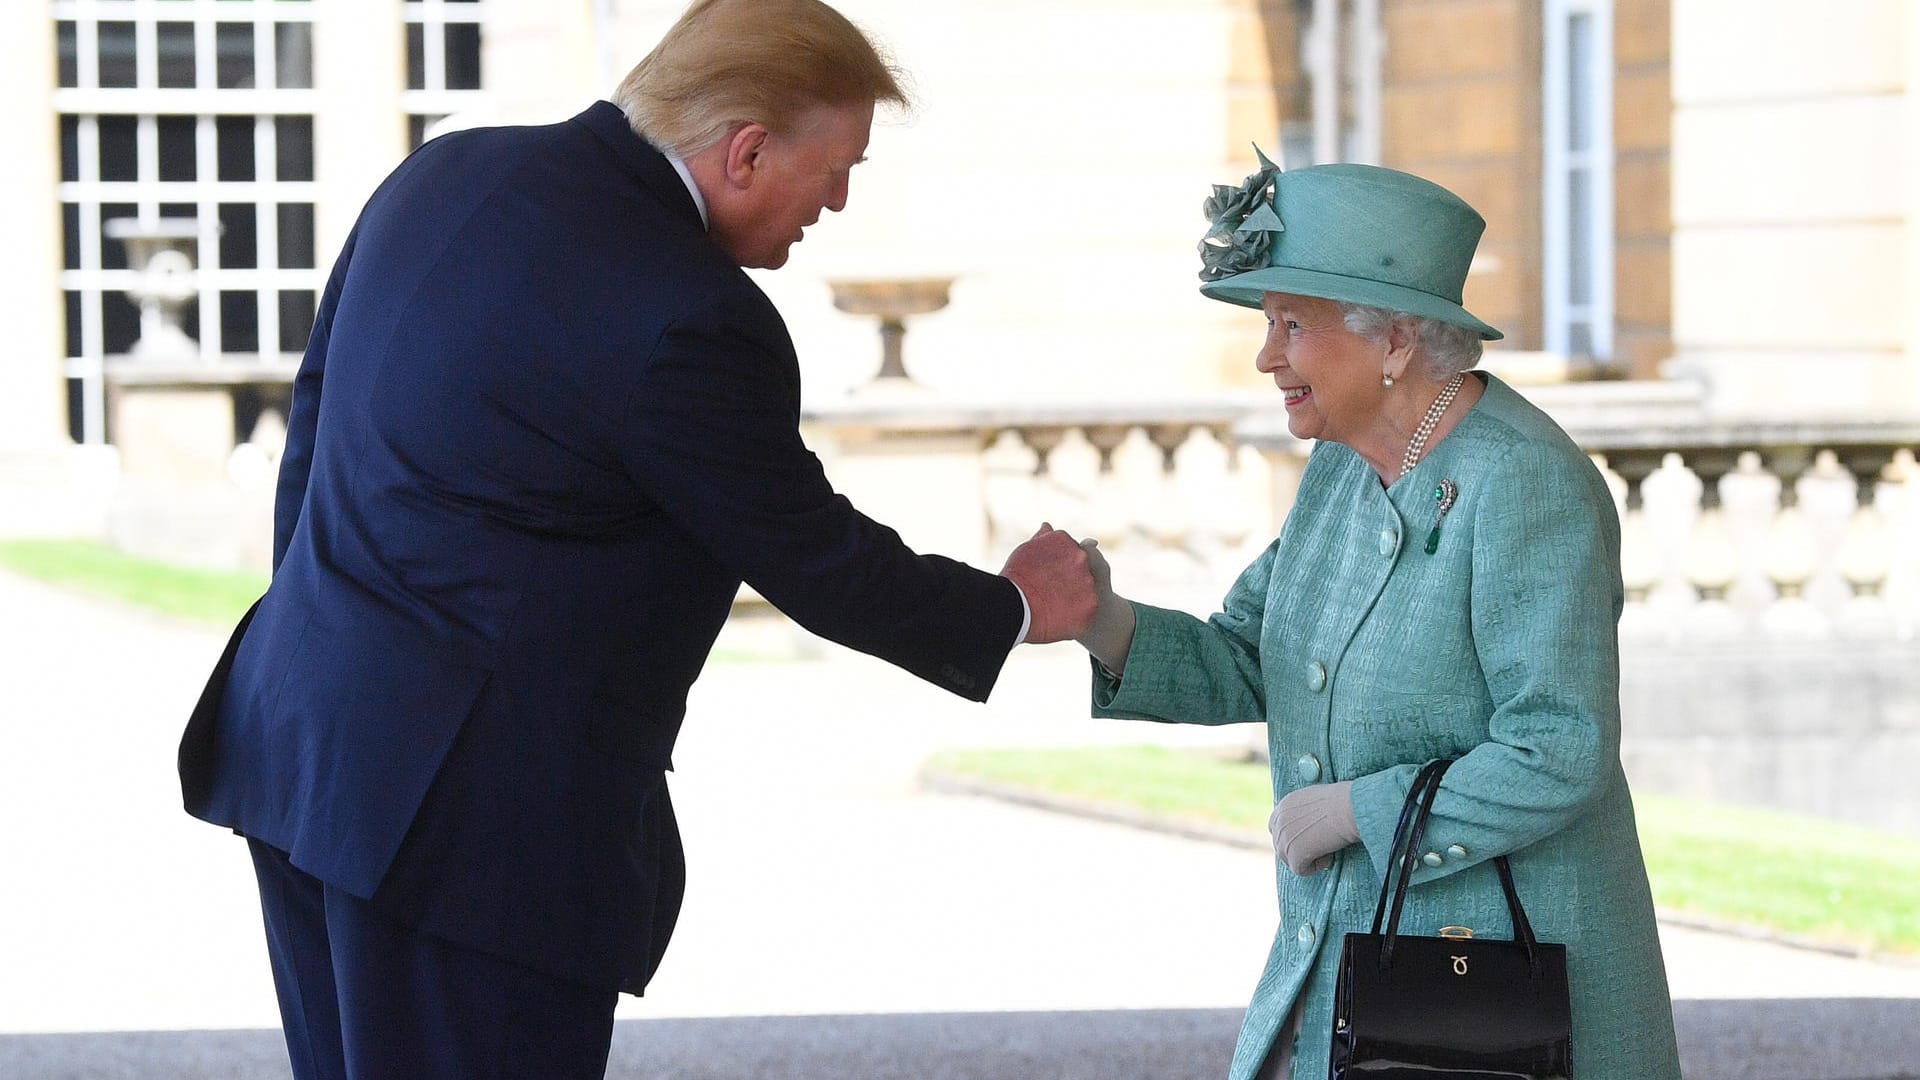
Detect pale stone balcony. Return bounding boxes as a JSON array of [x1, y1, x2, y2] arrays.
[[66, 338, 1920, 831], [802, 374, 1920, 832]]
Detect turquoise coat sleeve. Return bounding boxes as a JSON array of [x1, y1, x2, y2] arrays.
[[1090, 542, 1278, 727]]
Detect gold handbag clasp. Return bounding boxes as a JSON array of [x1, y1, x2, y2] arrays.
[[1438, 926, 1475, 940]]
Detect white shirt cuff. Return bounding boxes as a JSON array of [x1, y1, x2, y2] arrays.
[[1010, 581, 1031, 645]]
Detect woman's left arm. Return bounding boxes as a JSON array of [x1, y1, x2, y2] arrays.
[[1349, 440, 1623, 880]]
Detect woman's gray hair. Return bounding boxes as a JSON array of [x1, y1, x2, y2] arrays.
[[1339, 303, 1482, 380]]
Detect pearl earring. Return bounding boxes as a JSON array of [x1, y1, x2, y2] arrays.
[[1382, 374, 1395, 387]]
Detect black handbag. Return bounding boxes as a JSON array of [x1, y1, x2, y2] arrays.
[[1329, 758, 1574, 1079]]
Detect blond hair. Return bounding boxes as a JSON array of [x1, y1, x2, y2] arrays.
[[612, 0, 909, 156]]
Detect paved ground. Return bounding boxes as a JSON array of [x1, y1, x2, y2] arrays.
[[2, 567, 1918, 1078]]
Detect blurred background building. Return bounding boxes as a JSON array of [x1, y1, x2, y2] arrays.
[[2, 0, 1917, 825]]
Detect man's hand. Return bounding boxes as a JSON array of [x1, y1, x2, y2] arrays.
[[1000, 523, 1099, 644]]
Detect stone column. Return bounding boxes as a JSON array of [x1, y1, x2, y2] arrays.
[[313, 0, 408, 259], [0, 7, 68, 455], [1905, 0, 1920, 408], [1670, 0, 1910, 416], [0, 7, 122, 539]]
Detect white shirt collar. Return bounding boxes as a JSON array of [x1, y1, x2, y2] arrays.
[[662, 150, 710, 231]]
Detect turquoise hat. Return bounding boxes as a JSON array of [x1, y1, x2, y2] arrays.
[[1197, 152, 1503, 340]]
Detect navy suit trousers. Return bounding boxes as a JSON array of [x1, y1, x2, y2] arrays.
[[248, 840, 620, 1080]]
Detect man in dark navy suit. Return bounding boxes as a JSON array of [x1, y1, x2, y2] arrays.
[[178, 2, 1098, 1076]]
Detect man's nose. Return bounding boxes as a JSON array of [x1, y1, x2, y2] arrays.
[[826, 176, 850, 214]]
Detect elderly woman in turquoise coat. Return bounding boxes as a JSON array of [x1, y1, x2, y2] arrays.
[[1069, 156, 1683, 1079]]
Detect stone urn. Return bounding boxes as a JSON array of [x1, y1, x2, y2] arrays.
[[827, 277, 955, 383], [104, 217, 204, 362]]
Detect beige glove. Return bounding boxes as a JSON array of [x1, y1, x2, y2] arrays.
[[1269, 780, 1359, 877], [1074, 538, 1136, 675]]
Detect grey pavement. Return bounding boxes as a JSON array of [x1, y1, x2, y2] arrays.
[[2, 567, 1918, 1078], [7, 1004, 1920, 1079]]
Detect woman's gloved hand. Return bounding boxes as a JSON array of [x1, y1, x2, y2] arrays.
[[1269, 780, 1358, 877], [1074, 537, 1136, 675]]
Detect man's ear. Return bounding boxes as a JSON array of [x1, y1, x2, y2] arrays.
[[722, 123, 770, 190]]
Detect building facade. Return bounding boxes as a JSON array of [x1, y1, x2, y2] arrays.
[[3, 0, 1915, 461]]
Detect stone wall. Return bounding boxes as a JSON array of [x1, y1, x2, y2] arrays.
[[1621, 637, 1920, 833]]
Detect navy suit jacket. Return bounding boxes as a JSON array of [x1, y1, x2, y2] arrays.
[[180, 102, 1023, 994]]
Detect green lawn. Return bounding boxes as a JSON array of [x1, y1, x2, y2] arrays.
[[0, 538, 790, 663], [930, 745, 1274, 833], [0, 539, 266, 625], [925, 745, 1920, 957]]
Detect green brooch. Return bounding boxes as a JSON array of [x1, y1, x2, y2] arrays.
[[1425, 479, 1458, 555]]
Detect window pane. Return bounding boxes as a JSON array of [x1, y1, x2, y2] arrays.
[[66, 291, 84, 359], [158, 116, 197, 182], [1568, 13, 1593, 153], [63, 204, 81, 271], [219, 203, 259, 269], [101, 203, 138, 270], [67, 377, 85, 443], [216, 23, 256, 89], [99, 116, 140, 182], [276, 116, 314, 182], [61, 116, 80, 182], [98, 22, 138, 89], [445, 23, 482, 90], [221, 291, 260, 354], [157, 22, 197, 89], [1568, 322, 1594, 359], [280, 290, 317, 352], [406, 23, 425, 90], [58, 21, 78, 88], [160, 202, 197, 219], [217, 116, 256, 181], [276, 22, 314, 89], [408, 114, 438, 150], [278, 203, 316, 269], [105, 290, 141, 354], [1568, 168, 1592, 305], [181, 286, 202, 345]]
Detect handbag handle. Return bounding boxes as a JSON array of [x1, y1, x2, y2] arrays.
[[1368, 758, 1543, 976]]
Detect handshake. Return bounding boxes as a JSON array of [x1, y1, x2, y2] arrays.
[[999, 523, 1136, 673]]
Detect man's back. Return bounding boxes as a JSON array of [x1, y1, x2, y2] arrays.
[[185, 102, 1026, 994]]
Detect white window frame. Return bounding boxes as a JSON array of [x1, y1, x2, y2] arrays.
[[402, 0, 487, 145], [1296, 0, 1384, 168], [53, 0, 321, 444], [1542, 0, 1615, 363]]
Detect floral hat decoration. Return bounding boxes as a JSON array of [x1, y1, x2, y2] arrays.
[[1199, 146, 1288, 283], [1196, 146, 1503, 341]]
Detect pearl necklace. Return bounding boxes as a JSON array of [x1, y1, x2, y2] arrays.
[[1399, 372, 1465, 479]]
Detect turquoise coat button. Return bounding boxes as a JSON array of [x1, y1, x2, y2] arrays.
[[1422, 851, 1444, 868], [1306, 660, 1327, 692], [1446, 844, 1469, 860], [1297, 924, 1316, 946], [1296, 754, 1321, 782], [1379, 528, 1399, 556]]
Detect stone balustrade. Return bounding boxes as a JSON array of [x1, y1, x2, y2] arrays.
[[804, 386, 1302, 617], [807, 376, 1920, 638], [805, 376, 1920, 829]]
